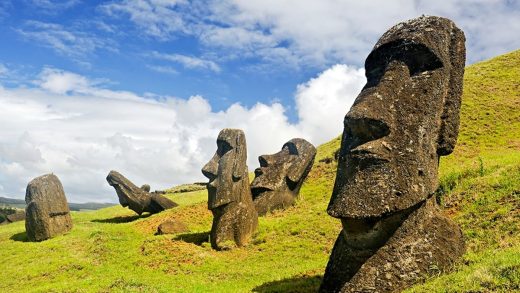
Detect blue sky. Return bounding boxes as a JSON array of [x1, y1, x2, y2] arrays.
[[0, 0, 519, 202]]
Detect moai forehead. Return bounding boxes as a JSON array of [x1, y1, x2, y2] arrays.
[[327, 16, 466, 218]]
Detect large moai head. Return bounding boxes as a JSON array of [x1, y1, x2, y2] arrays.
[[202, 128, 248, 209], [320, 16, 466, 292], [328, 16, 466, 220], [251, 138, 316, 215]]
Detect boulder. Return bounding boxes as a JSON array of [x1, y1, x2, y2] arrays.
[[156, 220, 189, 235], [6, 210, 25, 223], [25, 174, 72, 242]]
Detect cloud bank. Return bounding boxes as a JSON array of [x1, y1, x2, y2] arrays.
[[100, 0, 520, 66], [0, 64, 365, 202]]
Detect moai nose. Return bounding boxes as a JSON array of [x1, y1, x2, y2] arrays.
[[343, 116, 390, 150]]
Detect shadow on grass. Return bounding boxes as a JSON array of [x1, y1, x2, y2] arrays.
[[173, 231, 210, 246], [252, 274, 322, 293], [10, 231, 28, 242], [91, 213, 152, 224]]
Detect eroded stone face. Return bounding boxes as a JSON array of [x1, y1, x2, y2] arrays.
[[251, 138, 316, 215], [106, 170, 177, 215], [25, 174, 72, 242], [202, 129, 258, 250], [321, 16, 466, 292]]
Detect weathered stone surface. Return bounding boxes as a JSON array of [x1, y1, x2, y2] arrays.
[[150, 193, 178, 212], [251, 138, 316, 216], [140, 184, 151, 192], [106, 171, 177, 215], [25, 174, 73, 242], [6, 210, 25, 223], [156, 220, 189, 235], [202, 128, 258, 250], [321, 16, 466, 292]]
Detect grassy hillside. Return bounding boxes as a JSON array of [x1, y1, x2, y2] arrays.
[[0, 50, 519, 292]]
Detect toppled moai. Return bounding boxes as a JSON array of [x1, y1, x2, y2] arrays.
[[251, 138, 316, 216], [6, 210, 26, 223], [202, 129, 258, 250], [106, 170, 178, 215], [25, 174, 73, 242], [321, 16, 466, 292]]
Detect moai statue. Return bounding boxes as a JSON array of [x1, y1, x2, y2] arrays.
[[251, 138, 316, 216], [320, 16, 466, 292], [202, 129, 258, 250], [106, 170, 178, 215], [25, 174, 73, 242]]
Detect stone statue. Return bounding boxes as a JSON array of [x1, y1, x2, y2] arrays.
[[202, 128, 258, 250], [106, 170, 177, 215], [25, 174, 73, 242], [320, 16, 466, 292], [251, 138, 316, 216]]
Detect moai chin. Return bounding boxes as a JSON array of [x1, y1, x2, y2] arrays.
[[320, 16, 466, 292], [202, 128, 258, 250], [251, 138, 316, 216]]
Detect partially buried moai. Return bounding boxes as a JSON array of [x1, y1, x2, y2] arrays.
[[320, 16, 466, 292], [251, 138, 316, 216], [202, 128, 258, 250], [106, 170, 178, 215], [25, 174, 73, 242]]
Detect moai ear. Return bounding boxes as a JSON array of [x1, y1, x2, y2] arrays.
[[287, 140, 317, 185], [287, 160, 310, 184], [437, 25, 466, 156], [232, 132, 247, 180]]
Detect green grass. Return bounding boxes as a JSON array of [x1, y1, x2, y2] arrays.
[[1, 50, 519, 292]]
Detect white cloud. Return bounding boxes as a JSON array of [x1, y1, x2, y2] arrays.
[[101, 0, 520, 66], [31, 0, 80, 12], [0, 65, 365, 202], [37, 68, 90, 94], [0, 64, 7, 76], [16, 20, 116, 60], [146, 65, 179, 75], [149, 52, 221, 72], [100, 0, 190, 40], [295, 64, 365, 143]]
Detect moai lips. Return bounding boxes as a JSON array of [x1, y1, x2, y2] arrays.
[[321, 16, 466, 292], [202, 129, 258, 250], [251, 138, 316, 216]]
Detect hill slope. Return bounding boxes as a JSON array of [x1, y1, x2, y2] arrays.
[[0, 50, 519, 292]]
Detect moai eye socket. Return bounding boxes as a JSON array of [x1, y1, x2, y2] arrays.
[[216, 139, 233, 157], [282, 142, 299, 156], [364, 40, 444, 87]]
